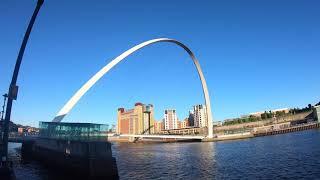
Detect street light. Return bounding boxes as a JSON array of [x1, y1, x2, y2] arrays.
[[1, 0, 44, 168], [1, 94, 8, 121], [1, 94, 8, 145]]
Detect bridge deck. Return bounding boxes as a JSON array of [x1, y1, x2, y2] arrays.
[[120, 134, 204, 139]]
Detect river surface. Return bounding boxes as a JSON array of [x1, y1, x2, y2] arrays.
[[9, 129, 320, 179]]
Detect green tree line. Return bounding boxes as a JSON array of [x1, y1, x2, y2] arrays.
[[223, 104, 314, 126]]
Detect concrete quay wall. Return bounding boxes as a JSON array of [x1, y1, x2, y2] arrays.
[[254, 122, 320, 137], [204, 122, 320, 142], [21, 138, 118, 179], [214, 111, 313, 133]]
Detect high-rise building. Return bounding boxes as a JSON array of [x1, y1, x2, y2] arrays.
[[164, 109, 178, 130], [117, 103, 155, 135], [188, 110, 195, 127], [193, 104, 207, 128]]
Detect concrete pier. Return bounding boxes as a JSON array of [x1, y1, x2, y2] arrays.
[[21, 138, 118, 179]]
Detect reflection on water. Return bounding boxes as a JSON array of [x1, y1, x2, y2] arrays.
[[8, 129, 320, 179]]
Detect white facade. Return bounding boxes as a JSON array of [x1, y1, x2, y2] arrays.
[[193, 104, 207, 128], [164, 109, 178, 130]]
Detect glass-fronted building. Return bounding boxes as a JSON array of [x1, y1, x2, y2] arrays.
[[39, 122, 109, 140]]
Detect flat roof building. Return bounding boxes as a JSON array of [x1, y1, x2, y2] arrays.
[[117, 103, 155, 135], [193, 104, 207, 128], [39, 122, 108, 140], [164, 109, 178, 130]]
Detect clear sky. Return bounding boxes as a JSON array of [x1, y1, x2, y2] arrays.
[[1, 0, 320, 127]]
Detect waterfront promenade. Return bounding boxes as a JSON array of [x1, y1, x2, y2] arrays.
[[107, 109, 319, 143], [1, 109, 319, 179]]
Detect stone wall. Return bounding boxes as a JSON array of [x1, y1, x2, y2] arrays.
[[214, 111, 313, 133], [22, 138, 118, 179]]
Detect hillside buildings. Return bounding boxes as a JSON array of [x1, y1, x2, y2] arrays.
[[117, 103, 155, 134], [224, 107, 294, 124], [247, 108, 290, 118]]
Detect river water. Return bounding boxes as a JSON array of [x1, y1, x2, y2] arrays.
[[9, 129, 320, 179]]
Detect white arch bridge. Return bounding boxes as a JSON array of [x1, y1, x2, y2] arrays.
[[52, 38, 214, 138]]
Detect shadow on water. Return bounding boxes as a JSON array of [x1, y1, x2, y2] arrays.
[[133, 125, 155, 143]]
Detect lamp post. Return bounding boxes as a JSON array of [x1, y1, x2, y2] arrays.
[[1, 94, 8, 144], [1, 94, 8, 121], [1, 0, 44, 167]]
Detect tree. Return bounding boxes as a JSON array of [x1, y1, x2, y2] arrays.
[[267, 111, 273, 119], [261, 112, 267, 119], [249, 115, 256, 122]]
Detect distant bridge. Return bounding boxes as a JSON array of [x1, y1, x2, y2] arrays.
[[119, 134, 205, 140]]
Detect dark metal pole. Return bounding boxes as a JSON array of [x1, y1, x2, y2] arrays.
[[143, 111, 151, 134], [148, 112, 151, 134], [1, 94, 8, 144], [1, 0, 44, 166], [1, 94, 8, 121]]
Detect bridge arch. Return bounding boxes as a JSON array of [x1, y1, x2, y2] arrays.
[[52, 38, 213, 138]]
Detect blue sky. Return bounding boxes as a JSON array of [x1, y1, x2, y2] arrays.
[[1, 0, 320, 127]]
